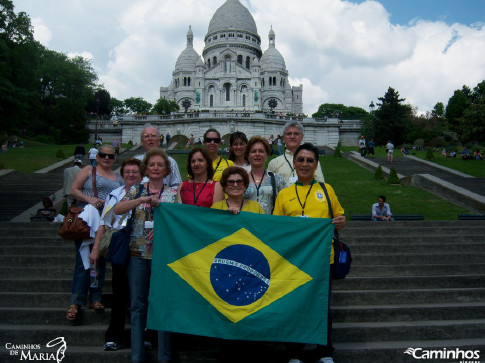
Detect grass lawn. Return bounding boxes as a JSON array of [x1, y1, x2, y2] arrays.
[[318, 155, 473, 220], [0, 144, 474, 220], [0, 143, 133, 172]]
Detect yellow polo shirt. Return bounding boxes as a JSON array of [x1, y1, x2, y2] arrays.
[[212, 157, 235, 181], [273, 181, 344, 264]]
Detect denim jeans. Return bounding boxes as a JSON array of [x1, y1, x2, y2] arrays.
[[128, 256, 171, 362], [70, 241, 106, 306]]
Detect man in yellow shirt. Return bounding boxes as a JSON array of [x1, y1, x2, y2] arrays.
[[273, 143, 345, 363], [203, 128, 234, 181]]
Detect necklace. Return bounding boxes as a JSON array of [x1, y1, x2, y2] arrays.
[[225, 198, 244, 212]]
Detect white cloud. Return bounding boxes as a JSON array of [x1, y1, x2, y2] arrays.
[[30, 17, 51, 46], [14, 0, 485, 115]]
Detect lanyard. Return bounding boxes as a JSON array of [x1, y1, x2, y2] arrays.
[[147, 183, 164, 217], [250, 170, 266, 199], [295, 180, 314, 216], [225, 198, 244, 212], [214, 157, 223, 172], [283, 149, 295, 177], [192, 178, 209, 206]]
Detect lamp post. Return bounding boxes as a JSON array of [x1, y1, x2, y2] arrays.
[[369, 101, 375, 138], [95, 97, 100, 142]]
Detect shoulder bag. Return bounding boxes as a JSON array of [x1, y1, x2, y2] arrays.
[[58, 167, 98, 240], [319, 182, 352, 279], [106, 184, 144, 266]]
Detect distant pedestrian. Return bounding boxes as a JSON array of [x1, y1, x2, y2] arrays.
[[74, 145, 86, 161], [88, 145, 98, 166], [63, 159, 82, 206], [359, 135, 366, 157], [112, 139, 120, 158], [367, 138, 375, 158], [386, 140, 394, 163], [166, 133, 171, 146]]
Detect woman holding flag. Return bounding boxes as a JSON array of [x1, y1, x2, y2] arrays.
[[114, 148, 178, 363], [273, 143, 345, 363]]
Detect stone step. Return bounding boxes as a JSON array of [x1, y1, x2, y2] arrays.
[[2, 301, 485, 327], [2, 274, 483, 294], [3, 252, 485, 267], [332, 275, 485, 290], [350, 263, 485, 276], [333, 302, 485, 323], [0, 307, 115, 325], [331, 287, 485, 305], [333, 319, 485, 342], [2, 287, 484, 308]]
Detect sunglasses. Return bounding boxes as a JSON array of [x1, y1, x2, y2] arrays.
[[98, 152, 115, 159], [295, 157, 316, 164], [226, 179, 244, 186], [204, 137, 221, 144]]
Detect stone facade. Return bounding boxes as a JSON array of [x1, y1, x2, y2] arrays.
[[160, 0, 303, 114]]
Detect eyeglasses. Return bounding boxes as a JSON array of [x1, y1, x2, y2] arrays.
[[295, 157, 316, 164], [143, 134, 158, 139], [98, 152, 115, 159], [226, 179, 244, 186], [204, 137, 221, 144]]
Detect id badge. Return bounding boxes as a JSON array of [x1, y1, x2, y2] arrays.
[[144, 221, 154, 229], [297, 215, 309, 218], [339, 251, 347, 263], [289, 176, 298, 184]]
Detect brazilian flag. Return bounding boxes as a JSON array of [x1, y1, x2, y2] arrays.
[[147, 203, 333, 344]]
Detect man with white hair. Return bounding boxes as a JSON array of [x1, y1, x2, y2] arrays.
[[268, 121, 324, 185], [134, 125, 182, 186]]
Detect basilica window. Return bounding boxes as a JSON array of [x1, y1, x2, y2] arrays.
[[224, 83, 231, 101], [237, 55, 243, 65], [261, 78, 264, 87], [208, 59, 211, 68], [273, 77, 276, 86], [188, 77, 191, 86], [237, 34, 243, 38], [213, 56, 217, 66], [224, 55, 231, 73], [242, 95, 246, 107], [210, 94, 214, 107], [184, 77, 187, 86], [245, 56, 250, 69]]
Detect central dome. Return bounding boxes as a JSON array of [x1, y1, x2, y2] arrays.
[[207, 0, 258, 36]]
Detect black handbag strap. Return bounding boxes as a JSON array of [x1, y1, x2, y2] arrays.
[[319, 182, 339, 239]]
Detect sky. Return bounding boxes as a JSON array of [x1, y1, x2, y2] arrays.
[[12, 0, 485, 116]]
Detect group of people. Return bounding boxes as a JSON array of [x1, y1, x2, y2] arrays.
[[63, 121, 345, 363]]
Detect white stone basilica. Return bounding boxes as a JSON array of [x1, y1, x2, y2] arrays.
[[160, 0, 303, 114]]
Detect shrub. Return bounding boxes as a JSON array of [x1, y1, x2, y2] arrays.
[[128, 140, 133, 146], [0, 162, 4, 170], [333, 146, 342, 158], [388, 167, 400, 184], [374, 165, 385, 180], [425, 148, 435, 160], [56, 149, 65, 159]]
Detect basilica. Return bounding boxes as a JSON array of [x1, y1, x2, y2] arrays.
[[159, 0, 303, 114]]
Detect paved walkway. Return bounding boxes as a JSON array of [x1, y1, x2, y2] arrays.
[[347, 151, 485, 212]]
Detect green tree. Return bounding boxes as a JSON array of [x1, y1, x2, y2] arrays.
[[312, 103, 368, 120], [445, 88, 471, 135], [124, 97, 152, 114], [372, 87, 412, 145], [86, 89, 111, 116], [432, 102, 445, 119], [109, 97, 126, 116], [152, 97, 179, 114]]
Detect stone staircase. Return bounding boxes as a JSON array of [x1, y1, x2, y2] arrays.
[[0, 221, 484, 363]]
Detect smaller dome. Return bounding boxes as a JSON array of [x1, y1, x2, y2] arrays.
[[260, 28, 286, 72], [175, 48, 201, 70], [175, 26, 202, 71]]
